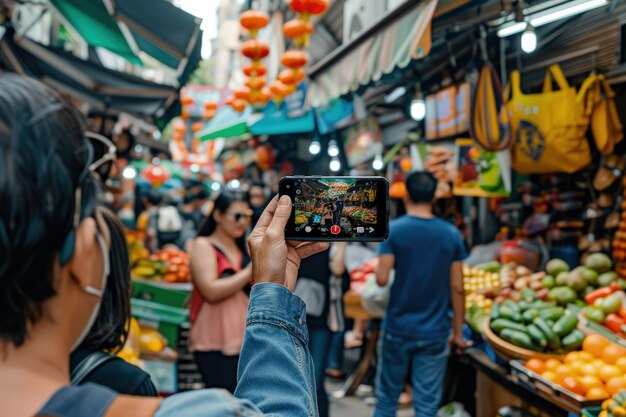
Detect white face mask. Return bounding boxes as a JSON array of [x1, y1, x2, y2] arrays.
[[71, 231, 110, 351]]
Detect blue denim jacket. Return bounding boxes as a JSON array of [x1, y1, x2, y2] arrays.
[[156, 283, 319, 417]]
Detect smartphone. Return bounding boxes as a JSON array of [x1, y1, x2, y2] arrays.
[[279, 176, 389, 242]]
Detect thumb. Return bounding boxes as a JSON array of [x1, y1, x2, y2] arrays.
[[266, 195, 292, 237]]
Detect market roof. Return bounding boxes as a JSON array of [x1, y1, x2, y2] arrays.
[[0, 29, 180, 125]]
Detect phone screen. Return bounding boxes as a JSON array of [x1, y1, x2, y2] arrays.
[[279, 176, 389, 241]]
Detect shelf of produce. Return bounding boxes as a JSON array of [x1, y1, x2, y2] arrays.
[[464, 349, 569, 416], [579, 314, 626, 349], [510, 360, 604, 414]]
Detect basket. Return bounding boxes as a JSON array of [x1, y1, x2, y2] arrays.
[[483, 318, 565, 361]]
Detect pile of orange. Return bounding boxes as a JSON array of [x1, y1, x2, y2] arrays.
[[525, 335, 626, 400]]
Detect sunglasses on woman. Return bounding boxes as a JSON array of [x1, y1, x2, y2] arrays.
[[230, 210, 254, 222]]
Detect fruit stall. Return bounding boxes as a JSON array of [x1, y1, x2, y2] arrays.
[[124, 233, 201, 393], [462, 252, 626, 416]]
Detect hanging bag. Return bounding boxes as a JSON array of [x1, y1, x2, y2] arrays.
[[506, 65, 591, 174]]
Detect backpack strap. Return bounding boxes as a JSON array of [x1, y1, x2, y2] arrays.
[[71, 351, 117, 386], [37, 383, 117, 417]]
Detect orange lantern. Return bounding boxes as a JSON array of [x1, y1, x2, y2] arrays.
[[278, 68, 305, 86], [400, 157, 412, 172], [204, 100, 218, 111], [390, 182, 407, 199], [231, 99, 247, 113], [249, 89, 270, 104], [192, 122, 204, 133], [225, 96, 235, 107], [242, 62, 268, 78], [232, 87, 251, 102], [290, 0, 329, 19], [180, 95, 194, 106], [283, 19, 313, 41], [269, 80, 292, 98], [245, 76, 266, 90], [181, 110, 190, 120], [202, 109, 217, 120], [241, 39, 270, 60], [281, 50, 308, 69], [239, 10, 270, 37], [256, 144, 275, 171]]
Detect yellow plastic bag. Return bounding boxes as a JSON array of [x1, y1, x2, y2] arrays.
[[579, 73, 623, 155], [506, 65, 590, 174]]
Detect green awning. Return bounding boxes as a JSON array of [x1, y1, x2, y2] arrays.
[[50, 0, 141, 65], [198, 108, 259, 141], [306, 0, 437, 107]]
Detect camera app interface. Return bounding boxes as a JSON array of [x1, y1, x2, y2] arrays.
[[293, 178, 379, 238]]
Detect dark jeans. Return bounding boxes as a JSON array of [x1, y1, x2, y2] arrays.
[[193, 351, 239, 393], [308, 327, 332, 417], [327, 331, 345, 370]]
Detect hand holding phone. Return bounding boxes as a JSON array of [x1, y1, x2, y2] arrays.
[[279, 176, 389, 242]]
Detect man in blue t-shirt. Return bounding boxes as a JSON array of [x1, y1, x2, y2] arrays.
[[373, 172, 469, 417]]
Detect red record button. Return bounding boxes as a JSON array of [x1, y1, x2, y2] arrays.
[[330, 225, 341, 235]]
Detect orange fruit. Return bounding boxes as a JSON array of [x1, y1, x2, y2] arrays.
[[564, 352, 581, 363], [526, 358, 546, 374], [541, 371, 560, 384], [561, 376, 588, 396], [602, 344, 626, 365], [583, 334, 612, 358], [545, 358, 563, 371], [592, 359, 608, 369], [555, 365, 576, 380], [616, 357, 626, 373], [599, 364, 622, 382], [586, 386, 610, 400], [578, 352, 595, 362], [605, 376, 626, 395], [579, 375, 603, 391], [581, 363, 601, 377], [570, 360, 586, 375]]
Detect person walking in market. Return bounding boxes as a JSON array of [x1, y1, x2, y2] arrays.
[[373, 171, 470, 417], [0, 73, 329, 417]]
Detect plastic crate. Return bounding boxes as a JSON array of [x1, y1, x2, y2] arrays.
[[132, 280, 190, 309], [582, 407, 601, 417], [131, 298, 189, 348]]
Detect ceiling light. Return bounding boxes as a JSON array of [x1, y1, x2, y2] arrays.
[[497, 0, 608, 37], [521, 24, 537, 53], [410, 99, 426, 121], [372, 154, 384, 171], [330, 157, 341, 172], [122, 166, 137, 179], [229, 179, 241, 189], [384, 86, 407, 103], [211, 182, 221, 192], [309, 139, 321, 155]]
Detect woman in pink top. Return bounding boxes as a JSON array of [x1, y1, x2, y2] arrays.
[[189, 191, 253, 392]]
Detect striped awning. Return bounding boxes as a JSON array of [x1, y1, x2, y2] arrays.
[[306, 0, 438, 108]]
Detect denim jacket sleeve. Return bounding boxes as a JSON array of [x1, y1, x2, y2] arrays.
[[154, 283, 318, 417]]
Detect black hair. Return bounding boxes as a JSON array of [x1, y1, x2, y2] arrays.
[[0, 75, 97, 346], [78, 208, 131, 353], [405, 171, 437, 204], [145, 189, 162, 206], [198, 191, 249, 259]]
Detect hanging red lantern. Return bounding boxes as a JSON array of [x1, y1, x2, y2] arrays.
[[249, 88, 271, 104], [203, 109, 217, 120], [400, 157, 412, 172], [256, 144, 275, 171], [239, 10, 270, 38], [204, 100, 218, 111], [283, 19, 313, 39], [181, 95, 194, 106], [281, 50, 308, 69], [192, 122, 204, 133], [390, 182, 407, 199], [231, 99, 247, 113], [278, 68, 305, 86], [269, 80, 292, 98], [232, 87, 251, 102], [241, 39, 270, 60], [181, 110, 190, 120], [242, 62, 268, 78], [245, 76, 266, 90], [290, 0, 329, 19]]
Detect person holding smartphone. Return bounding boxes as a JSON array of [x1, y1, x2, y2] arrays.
[[373, 172, 470, 417]]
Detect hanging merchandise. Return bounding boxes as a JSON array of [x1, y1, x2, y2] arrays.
[[506, 65, 590, 174], [425, 82, 470, 140], [453, 138, 509, 197], [470, 64, 512, 152], [579, 73, 624, 156]]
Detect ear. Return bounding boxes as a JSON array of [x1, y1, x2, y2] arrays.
[[213, 209, 223, 223], [68, 217, 100, 289]]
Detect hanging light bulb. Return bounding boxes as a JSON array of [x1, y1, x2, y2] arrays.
[[211, 182, 221, 192], [122, 166, 137, 179], [410, 99, 426, 121], [372, 154, 384, 171], [329, 157, 341, 172], [309, 139, 321, 155], [328, 140, 339, 157], [521, 24, 537, 53]]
